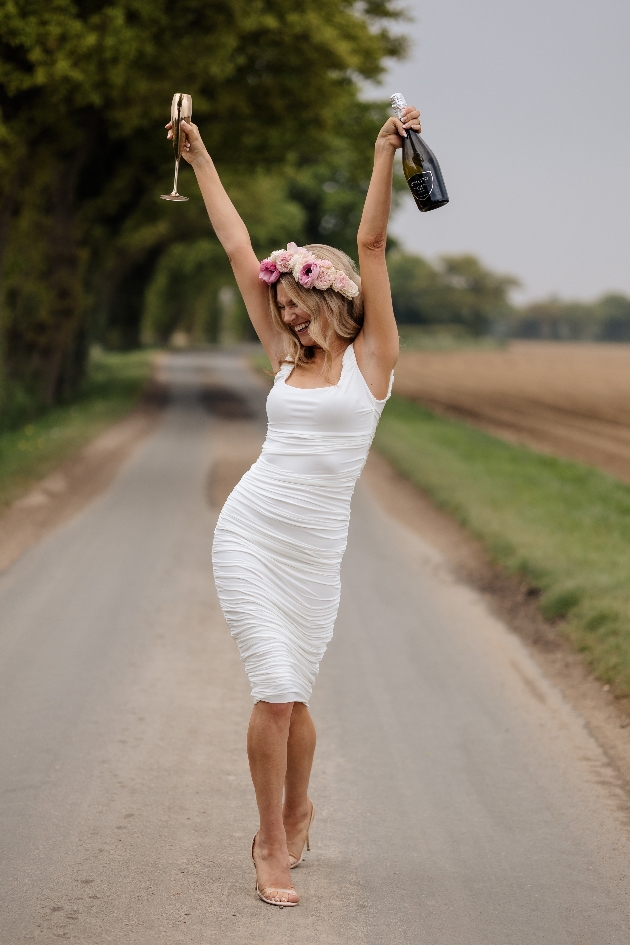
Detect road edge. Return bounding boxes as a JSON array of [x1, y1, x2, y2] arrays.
[[363, 448, 630, 793], [0, 381, 167, 575]]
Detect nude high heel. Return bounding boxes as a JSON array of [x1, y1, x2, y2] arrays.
[[289, 801, 315, 869], [251, 834, 299, 907]]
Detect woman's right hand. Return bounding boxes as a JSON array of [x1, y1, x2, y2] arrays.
[[165, 119, 207, 165]]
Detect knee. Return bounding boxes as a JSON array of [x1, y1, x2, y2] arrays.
[[257, 700, 294, 725]]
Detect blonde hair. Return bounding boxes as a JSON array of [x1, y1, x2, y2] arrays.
[[269, 244, 364, 375]]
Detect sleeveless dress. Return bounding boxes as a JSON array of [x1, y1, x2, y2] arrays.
[[212, 342, 393, 705]]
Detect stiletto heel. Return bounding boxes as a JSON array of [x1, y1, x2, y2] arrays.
[[289, 801, 315, 869], [252, 834, 299, 907]]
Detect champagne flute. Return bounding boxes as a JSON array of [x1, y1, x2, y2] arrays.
[[161, 93, 193, 202]]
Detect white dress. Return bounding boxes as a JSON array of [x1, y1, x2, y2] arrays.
[[212, 342, 393, 705]]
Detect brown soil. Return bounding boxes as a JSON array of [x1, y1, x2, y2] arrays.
[[362, 450, 630, 792], [0, 382, 166, 575], [395, 340, 630, 482]]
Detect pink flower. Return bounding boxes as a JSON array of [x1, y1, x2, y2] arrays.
[[298, 261, 319, 288], [286, 242, 303, 254], [273, 251, 294, 273], [332, 271, 350, 293], [332, 271, 359, 299], [259, 259, 280, 284], [314, 264, 335, 290]]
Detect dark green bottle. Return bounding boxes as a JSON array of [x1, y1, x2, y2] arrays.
[[391, 93, 449, 212]]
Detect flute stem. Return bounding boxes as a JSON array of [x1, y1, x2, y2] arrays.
[[172, 156, 180, 196]]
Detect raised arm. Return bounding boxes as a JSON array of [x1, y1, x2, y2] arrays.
[[354, 105, 422, 397], [173, 119, 280, 360]]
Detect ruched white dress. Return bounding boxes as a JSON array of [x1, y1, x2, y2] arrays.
[[212, 342, 393, 705]]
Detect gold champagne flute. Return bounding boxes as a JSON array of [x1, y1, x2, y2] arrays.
[[161, 93, 193, 202]]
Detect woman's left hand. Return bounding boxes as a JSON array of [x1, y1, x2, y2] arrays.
[[376, 105, 422, 150]]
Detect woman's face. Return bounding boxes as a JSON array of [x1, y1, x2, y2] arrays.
[[276, 282, 319, 347]]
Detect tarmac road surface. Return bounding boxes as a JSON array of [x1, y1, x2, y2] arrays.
[[1, 350, 629, 944]]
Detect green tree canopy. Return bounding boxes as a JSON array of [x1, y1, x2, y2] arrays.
[[388, 251, 519, 335], [0, 0, 405, 424]]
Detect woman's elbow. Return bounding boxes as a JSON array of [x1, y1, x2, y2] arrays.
[[225, 237, 253, 264], [357, 232, 387, 254]]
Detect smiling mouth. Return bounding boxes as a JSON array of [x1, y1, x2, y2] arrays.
[[293, 321, 311, 334]]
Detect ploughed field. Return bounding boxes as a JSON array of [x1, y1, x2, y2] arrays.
[[394, 341, 630, 483]]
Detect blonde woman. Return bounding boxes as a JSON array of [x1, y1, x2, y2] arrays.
[[170, 103, 421, 906]]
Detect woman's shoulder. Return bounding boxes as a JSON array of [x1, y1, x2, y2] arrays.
[[273, 359, 294, 381]]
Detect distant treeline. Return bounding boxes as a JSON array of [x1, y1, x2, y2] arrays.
[[388, 251, 630, 341], [507, 295, 630, 342]]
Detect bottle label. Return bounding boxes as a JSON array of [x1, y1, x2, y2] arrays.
[[408, 171, 434, 201]]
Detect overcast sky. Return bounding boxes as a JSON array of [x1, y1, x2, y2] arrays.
[[376, 0, 630, 302]]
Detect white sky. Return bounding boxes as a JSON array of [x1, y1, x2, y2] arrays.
[[376, 0, 630, 302]]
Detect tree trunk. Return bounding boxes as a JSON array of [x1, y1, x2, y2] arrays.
[[2, 121, 97, 412]]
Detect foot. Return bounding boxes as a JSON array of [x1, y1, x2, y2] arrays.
[[251, 833, 299, 906], [283, 798, 315, 868]]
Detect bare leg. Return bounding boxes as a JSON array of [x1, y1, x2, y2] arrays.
[[283, 702, 316, 862], [247, 701, 299, 903]]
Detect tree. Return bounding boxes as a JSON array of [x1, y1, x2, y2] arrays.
[[435, 255, 519, 334], [507, 294, 630, 341], [0, 0, 405, 425], [388, 251, 519, 334], [509, 299, 595, 340], [597, 294, 630, 342], [386, 251, 442, 324], [285, 99, 405, 260], [142, 170, 308, 345], [141, 98, 404, 345]]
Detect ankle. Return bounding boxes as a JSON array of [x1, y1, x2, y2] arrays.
[[255, 831, 288, 857], [283, 798, 311, 823]]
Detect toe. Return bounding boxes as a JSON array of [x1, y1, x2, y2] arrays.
[[273, 887, 299, 904]]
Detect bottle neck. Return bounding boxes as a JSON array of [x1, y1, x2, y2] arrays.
[[390, 92, 407, 121], [409, 129, 422, 153]]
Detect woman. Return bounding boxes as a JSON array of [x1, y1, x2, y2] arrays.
[[171, 102, 422, 906]]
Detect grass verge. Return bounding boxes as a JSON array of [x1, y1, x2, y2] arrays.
[[397, 325, 504, 351], [0, 349, 155, 510], [375, 395, 630, 696]]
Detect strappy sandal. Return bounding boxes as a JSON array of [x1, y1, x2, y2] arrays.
[[288, 801, 316, 869], [251, 833, 299, 907]]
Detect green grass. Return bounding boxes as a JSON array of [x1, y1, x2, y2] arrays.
[[0, 349, 155, 510], [397, 325, 504, 351], [375, 395, 630, 695], [250, 350, 275, 380]]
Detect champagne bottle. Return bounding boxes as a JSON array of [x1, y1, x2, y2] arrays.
[[390, 93, 449, 212]]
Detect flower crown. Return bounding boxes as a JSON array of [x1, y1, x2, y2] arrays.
[[259, 242, 359, 300]]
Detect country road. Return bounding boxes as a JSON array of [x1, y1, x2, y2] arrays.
[[1, 350, 629, 944]]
